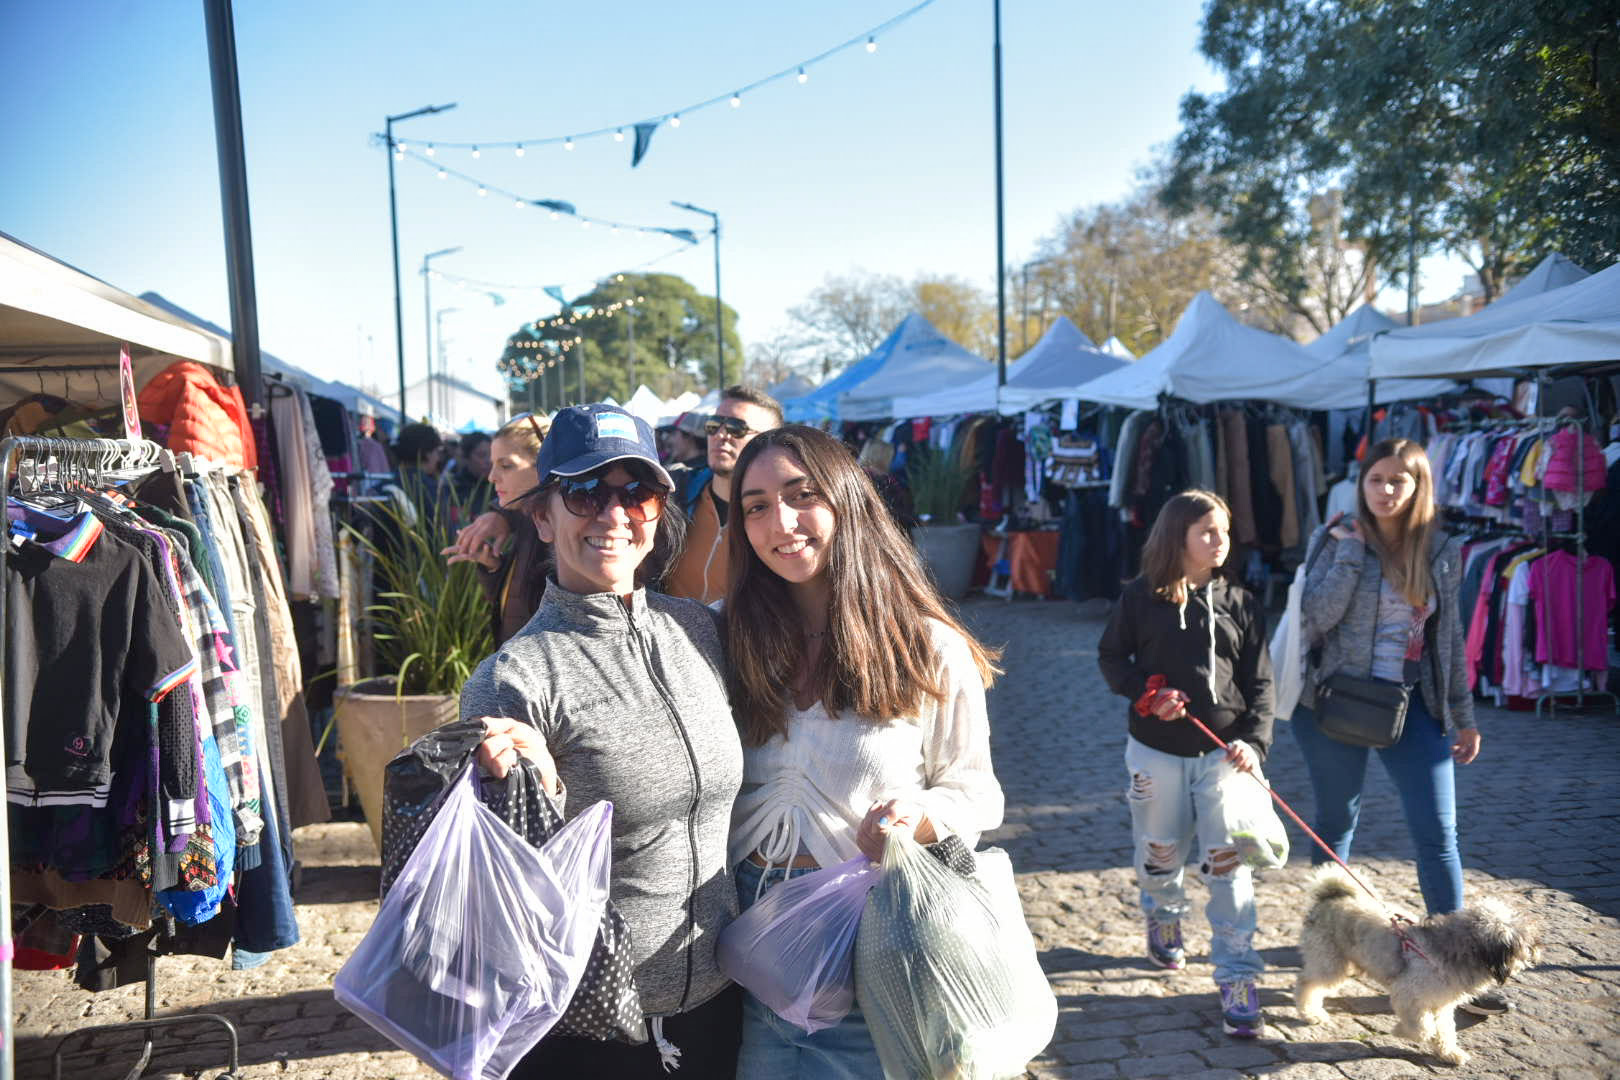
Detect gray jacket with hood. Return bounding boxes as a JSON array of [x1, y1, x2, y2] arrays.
[[1298, 524, 1475, 731], [458, 579, 744, 1018]]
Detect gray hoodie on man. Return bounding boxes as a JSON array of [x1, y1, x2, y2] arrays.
[[458, 580, 743, 1018]]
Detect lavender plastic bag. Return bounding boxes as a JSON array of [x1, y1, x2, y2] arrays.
[[335, 767, 612, 1080], [716, 856, 879, 1033]]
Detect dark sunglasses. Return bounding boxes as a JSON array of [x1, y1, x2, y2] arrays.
[[555, 475, 669, 522], [703, 416, 758, 439]]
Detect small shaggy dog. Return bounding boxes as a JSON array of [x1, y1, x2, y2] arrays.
[[1295, 866, 1540, 1066]]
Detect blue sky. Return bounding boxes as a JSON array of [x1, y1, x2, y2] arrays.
[[1, 1, 1463, 407]]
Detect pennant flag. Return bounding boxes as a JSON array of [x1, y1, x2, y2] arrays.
[[631, 122, 658, 168], [544, 286, 567, 306]]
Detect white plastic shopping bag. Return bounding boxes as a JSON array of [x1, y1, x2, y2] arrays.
[[335, 766, 612, 1080], [854, 831, 1056, 1079]]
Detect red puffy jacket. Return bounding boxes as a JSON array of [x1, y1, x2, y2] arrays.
[[137, 361, 258, 469]]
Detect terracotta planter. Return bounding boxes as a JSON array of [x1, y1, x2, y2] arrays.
[[912, 522, 982, 599], [334, 677, 458, 851]]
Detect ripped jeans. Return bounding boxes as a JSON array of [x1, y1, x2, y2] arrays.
[[1124, 736, 1264, 983]]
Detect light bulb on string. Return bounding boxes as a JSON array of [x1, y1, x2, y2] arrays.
[[471, 145, 481, 159], [730, 93, 742, 108], [425, 144, 435, 157], [514, 198, 525, 209], [616, 274, 625, 282], [866, 36, 877, 52], [549, 210, 560, 220], [477, 185, 487, 197], [797, 67, 808, 83], [581, 220, 591, 229], [565, 137, 575, 151], [437, 168, 447, 180], [670, 114, 681, 128], [614, 128, 624, 142], [515, 144, 525, 157]]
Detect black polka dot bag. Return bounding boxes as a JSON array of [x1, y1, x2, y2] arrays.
[[382, 719, 647, 1045]]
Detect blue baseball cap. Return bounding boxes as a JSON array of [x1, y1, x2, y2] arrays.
[[536, 403, 674, 490]]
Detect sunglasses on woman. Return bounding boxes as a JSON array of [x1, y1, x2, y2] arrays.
[[555, 474, 669, 522]]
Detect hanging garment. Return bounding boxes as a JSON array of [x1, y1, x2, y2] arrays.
[[136, 361, 257, 469]]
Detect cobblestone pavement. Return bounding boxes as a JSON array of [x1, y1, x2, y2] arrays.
[[15, 597, 1620, 1079]]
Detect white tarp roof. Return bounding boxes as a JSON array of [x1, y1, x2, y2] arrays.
[[1498, 253, 1589, 306], [887, 316, 1098, 418], [1100, 335, 1135, 359], [0, 233, 234, 408], [784, 312, 991, 422], [997, 317, 1130, 413], [1073, 292, 1321, 409], [1260, 304, 1458, 409], [766, 373, 815, 401], [622, 384, 664, 425], [1370, 261, 1620, 379]]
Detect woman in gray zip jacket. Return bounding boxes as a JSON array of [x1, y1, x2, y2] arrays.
[[461, 404, 745, 1075], [1293, 438, 1500, 1019]]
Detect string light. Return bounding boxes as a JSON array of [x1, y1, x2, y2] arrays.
[[477, 185, 487, 197], [565, 137, 575, 151], [515, 144, 525, 157], [381, 2, 934, 156], [471, 145, 481, 158], [514, 197, 525, 209], [437, 167, 448, 180]]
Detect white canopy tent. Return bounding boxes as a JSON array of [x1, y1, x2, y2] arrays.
[[0, 233, 235, 410], [883, 316, 1091, 418], [1100, 335, 1135, 360], [1072, 292, 1321, 409], [1258, 303, 1459, 410], [996, 318, 1130, 413], [783, 313, 991, 422], [1370, 262, 1620, 379], [622, 383, 666, 426], [766, 373, 814, 402], [1498, 253, 1589, 306]]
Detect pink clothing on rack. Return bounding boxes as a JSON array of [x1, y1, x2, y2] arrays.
[[1543, 428, 1607, 493], [1529, 550, 1616, 671], [1483, 436, 1516, 506], [1463, 549, 1505, 689]]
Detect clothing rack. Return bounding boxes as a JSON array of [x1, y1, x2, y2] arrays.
[[0, 434, 243, 1080]]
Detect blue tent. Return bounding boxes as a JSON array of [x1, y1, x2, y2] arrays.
[[783, 313, 990, 422]]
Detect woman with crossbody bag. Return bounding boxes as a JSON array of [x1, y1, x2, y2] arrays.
[[1292, 438, 1505, 1016]]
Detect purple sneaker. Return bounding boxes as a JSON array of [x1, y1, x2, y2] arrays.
[[1219, 978, 1263, 1037], [1146, 917, 1185, 970]]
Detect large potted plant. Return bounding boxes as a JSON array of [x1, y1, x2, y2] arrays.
[[335, 493, 495, 850], [907, 444, 980, 599]]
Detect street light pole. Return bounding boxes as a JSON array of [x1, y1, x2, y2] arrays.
[[422, 246, 462, 421], [992, 0, 1008, 387], [671, 201, 725, 388], [386, 102, 456, 419], [435, 307, 461, 424]]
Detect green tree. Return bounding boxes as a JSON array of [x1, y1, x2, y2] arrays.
[[1167, 0, 1620, 306], [496, 272, 740, 406]]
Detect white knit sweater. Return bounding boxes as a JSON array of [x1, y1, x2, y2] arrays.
[[728, 620, 1005, 872]]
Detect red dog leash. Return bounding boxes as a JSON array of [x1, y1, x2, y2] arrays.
[[1136, 675, 1430, 961]]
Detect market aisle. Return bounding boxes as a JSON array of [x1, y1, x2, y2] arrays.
[[15, 597, 1620, 1079], [975, 596, 1620, 1079]]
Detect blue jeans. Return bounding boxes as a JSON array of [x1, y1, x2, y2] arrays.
[[1123, 737, 1264, 984], [1291, 691, 1463, 915], [733, 859, 885, 1080]]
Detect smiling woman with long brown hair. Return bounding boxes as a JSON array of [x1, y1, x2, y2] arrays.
[[721, 424, 1004, 1077]]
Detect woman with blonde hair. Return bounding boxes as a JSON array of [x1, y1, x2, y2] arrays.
[[724, 424, 1004, 1076], [443, 412, 551, 646], [1098, 489, 1274, 1038], [1292, 437, 1501, 1015]]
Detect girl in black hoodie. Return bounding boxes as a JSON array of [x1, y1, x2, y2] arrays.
[[1097, 490, 1275, 1039]]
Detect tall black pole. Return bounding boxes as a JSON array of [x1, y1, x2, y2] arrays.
[[384, 103, 457, 421], [577, 341, 586, 403], [202, 0, 263, 415], [626, 305, 636, 397], [993, 0, 1008, 386]]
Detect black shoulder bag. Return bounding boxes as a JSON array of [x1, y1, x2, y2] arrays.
[[1307, 529, 1426, 749]]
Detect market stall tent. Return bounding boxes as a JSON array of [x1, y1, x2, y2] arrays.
[[622, 384, 666, 426], [1260, 303, 1458, 409], [1498, 253, 1589, 306], [1100, 335, 1135, 360], [783, 312, 990, 422], [766, 373, 814, 402], [1370, 261, 1620, 378], [0, 232, 234, 409], [996, 318, 1130, 413], [884, 317, 1090, 418], [1072, 292, 1321, 409]]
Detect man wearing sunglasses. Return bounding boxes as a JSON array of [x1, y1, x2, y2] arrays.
[[664, 385, 782, 604]]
